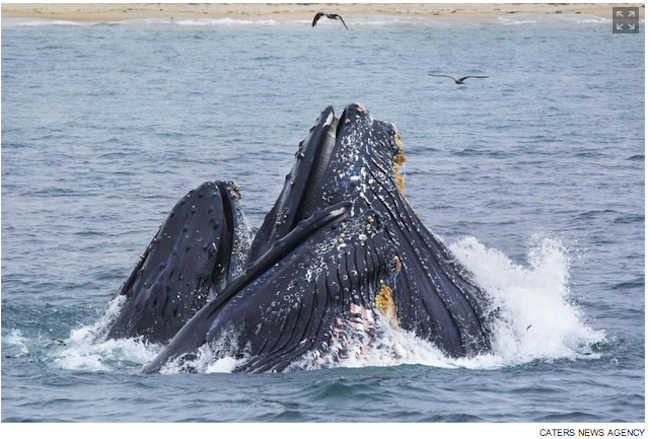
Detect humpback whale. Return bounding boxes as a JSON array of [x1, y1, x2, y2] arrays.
[[107, 181, 252, 344], [105, 103, 494, 373]]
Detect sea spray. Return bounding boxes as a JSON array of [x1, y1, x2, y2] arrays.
[[51, 296, 161, 372], [5, 328, 30, 357], [69, 295, 126, 344], [159, 327, 250, 374], [448, 235, 606, 364]]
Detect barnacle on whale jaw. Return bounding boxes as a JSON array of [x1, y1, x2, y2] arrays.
[[392, 131, 408, 195], [375, 280, 398, 330], [394, 255, 402, 270]]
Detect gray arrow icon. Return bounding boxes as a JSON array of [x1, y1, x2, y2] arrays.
[[617, 23, 625, 30], [628, 23, 636, 30], [628, 11, 636, 17], [616, 10, 624, 17]]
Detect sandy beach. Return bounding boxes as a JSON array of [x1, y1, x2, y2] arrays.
[[1, 3, 645, 21]]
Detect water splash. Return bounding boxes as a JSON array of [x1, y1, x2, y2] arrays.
[[68, 295, 126, 344], [52, 337, 159, 372], [44, 235, 605, 374], [50, 296, 161, 372], [4, 328, 30, 357], [448, 235, 606, 365], [159, 327, 249, 374]]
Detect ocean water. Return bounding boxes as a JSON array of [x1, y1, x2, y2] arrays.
[[1, 15, 644, 422]]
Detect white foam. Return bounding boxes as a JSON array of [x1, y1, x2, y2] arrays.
[[159, 329, 248, 374], [52, 336, 159, 372], [175, 18, 281, 27], [498, 14, 609, 26], [3, 15, 616, 29], [114, 16, 429, 28], [73, 296, 125, 341], [5, 328, 30, 356], [335, 318, 456, 370], [104, 17, 285, 27], [205, 356, 240, 373], [2, 17, 94, 27], [50, 295, 161, 372], [448, 234, 605, 365]]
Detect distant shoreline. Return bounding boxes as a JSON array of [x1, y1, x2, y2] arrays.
[[1, 3, 645, 22]]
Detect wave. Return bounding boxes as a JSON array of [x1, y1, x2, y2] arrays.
[[124, 17, 284, 27], [1, 16, 435, 29], [498, 14, 609, 26], [3, 14, 616, 29], [1, 18, 91, 27]]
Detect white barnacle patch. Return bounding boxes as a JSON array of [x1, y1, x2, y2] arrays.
[[353, 102, 367, 113]]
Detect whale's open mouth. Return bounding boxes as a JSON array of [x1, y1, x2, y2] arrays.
[[104, 103, 494, 374]]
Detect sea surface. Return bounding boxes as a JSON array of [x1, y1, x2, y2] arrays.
[[1, 15, 644, 422]]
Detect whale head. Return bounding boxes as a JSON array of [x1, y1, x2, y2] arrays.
[[248, 103, 406, 262]]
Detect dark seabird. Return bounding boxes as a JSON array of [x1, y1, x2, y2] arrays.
[[312, 12, 349, 30], [428, 74, 490, 84]]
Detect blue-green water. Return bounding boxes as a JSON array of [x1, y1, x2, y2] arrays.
[[1, 15, 644, 422]]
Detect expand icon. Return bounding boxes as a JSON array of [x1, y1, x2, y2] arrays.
[[613, 7, 640, 33]]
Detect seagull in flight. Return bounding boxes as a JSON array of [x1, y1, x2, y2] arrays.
[[428, 74, 490, 85], [312, 12, 349, 30]]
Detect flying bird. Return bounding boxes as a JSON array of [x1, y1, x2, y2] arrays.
[[312, 12, 349, 30], [428, 74, 490, 85]]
